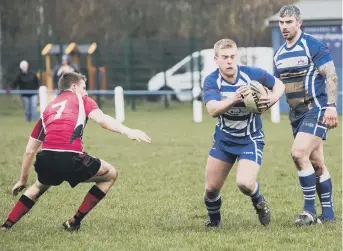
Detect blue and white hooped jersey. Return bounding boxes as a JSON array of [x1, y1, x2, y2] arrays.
[[203, 66, 275, 143], [273, 32, 332, 122]]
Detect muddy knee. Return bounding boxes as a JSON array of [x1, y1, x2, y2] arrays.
[[102, 166, 118, 184], [205, 188, 220, 200], [109, 168, 118, 183], [25, 183, 49, 202], [236, 180, 254, 195], [98, 162, 118, 183], [311, 161, 325, 176]]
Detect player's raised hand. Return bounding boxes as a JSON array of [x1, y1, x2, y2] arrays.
[[12, 180, 27, 196], [126, 129, 152, 143], [323, 107, 338, 129]]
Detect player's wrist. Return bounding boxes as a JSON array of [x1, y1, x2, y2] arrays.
[[326, 103, 336, 108], [120, 127, 132, 136], [19, 177, 28, 184], [228, 97, 238, 106], [270, 95, 279, 107]]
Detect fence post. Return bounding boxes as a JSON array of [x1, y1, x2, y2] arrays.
[[114, 86, 125, 123], [39, 86, 48, 117], [124, 38, 135, 111], [192, 86, 202, 123], [37, 40, 42, 86], [94, 44, 102, 108], [162, 42, 169, 108], [189, 37, 195, 103], [197, 39, 203, 89], [271, 100, 280, 123]]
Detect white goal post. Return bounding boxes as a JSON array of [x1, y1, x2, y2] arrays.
[[39, 86, 48, 117]]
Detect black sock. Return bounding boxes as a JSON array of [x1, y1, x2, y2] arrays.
[[204, 195, 222, 223]]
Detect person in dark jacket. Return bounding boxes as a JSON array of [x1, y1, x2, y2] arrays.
[[11, 60, 40, 122], [53, 55, 79, 89]]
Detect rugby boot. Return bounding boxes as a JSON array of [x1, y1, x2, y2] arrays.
[[295, 211, 317, 226], [254, 199, 271, 226]]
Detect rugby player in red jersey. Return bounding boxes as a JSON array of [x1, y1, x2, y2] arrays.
[[1, 72, 151, 231]]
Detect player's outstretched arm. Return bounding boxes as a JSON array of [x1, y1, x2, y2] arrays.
[[206, 86, 248, 117], [88, 109, 151, 143], [12, 137, 42, 196]]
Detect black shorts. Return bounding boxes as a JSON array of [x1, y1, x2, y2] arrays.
[[34, 150, 101, 188]]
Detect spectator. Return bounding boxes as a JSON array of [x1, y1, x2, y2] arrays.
[[53, 55, 79, 89], [11, 60, 40, 122]]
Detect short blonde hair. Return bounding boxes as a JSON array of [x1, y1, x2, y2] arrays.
[[214, 39, 237, 56]]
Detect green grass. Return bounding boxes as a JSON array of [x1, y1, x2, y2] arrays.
[[0, 96, 341, 251]]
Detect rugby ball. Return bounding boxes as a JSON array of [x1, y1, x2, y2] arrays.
[[243, 80, 269, 114]]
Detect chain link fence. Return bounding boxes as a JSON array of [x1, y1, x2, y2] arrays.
[[1, 37, 206, 110]]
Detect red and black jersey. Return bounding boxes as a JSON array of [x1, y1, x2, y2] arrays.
[[31, 91, 99, 153]]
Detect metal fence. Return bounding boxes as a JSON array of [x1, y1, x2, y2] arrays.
[[100, 38, 204, 90], [1, 37, 205, 89], [1, 37, 206, 110], [0, 89, 194, 114]]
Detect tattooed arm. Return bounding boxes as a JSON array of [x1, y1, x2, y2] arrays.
[[318, 61, 338, 129], [318, 61, 338, 105]]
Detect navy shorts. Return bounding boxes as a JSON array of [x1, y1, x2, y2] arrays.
[[291, 107, 327, 139], [34, 150, 101, 188], [209, 131, 265, 165]]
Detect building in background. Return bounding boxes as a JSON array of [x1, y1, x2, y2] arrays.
[[267, 0, 342, 114]]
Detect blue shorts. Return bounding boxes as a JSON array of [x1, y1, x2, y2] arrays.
[[209, 130, 265, 165], [291, 107, 327, 139]]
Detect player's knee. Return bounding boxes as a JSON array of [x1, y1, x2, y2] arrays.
[[311, 160, 324, 176], [205, 188, 220, 199], [236, 180, 254, 195], [108, 167, 118, 184], [25, 183, 47, 202], [291, 147, 309, 165], [100, 160, 118, 183]]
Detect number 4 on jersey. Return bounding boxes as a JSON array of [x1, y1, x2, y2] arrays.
[[52, 100, 67, 119]]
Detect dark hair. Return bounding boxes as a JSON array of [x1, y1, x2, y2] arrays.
[[58, 72, 86, 91]]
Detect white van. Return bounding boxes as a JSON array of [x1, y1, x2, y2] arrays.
[[147, 47, 274, 101]]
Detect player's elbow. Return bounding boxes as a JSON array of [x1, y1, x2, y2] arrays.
[[98, 114, 112, 130], [98, 118, 108, 129], [206, 108, 216, 117], [206, 104, 219, 117], [24, 148, 37, 157], [209, 111, 219, 118], [24, 139, 41, 156], [209, 108, 221, 118]]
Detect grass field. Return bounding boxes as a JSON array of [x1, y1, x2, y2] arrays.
[[0, 96, 341, 251]]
